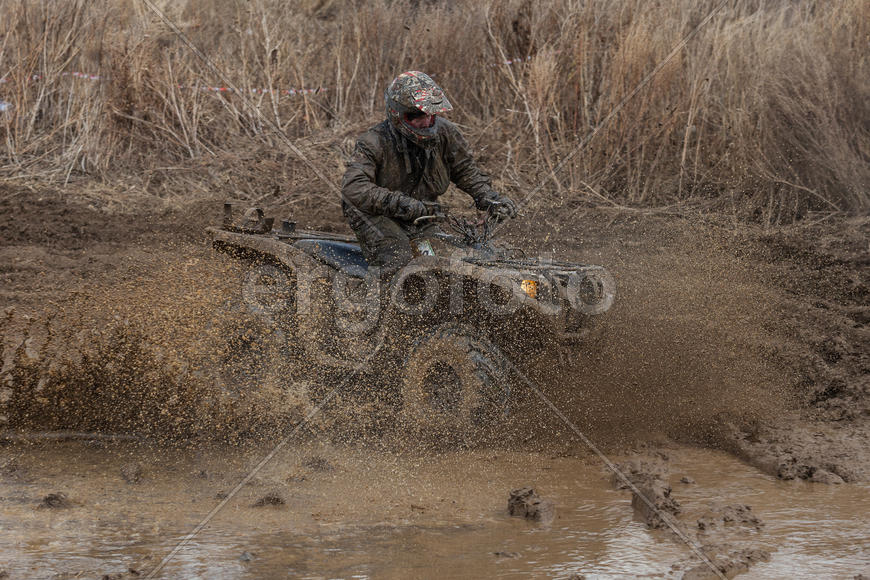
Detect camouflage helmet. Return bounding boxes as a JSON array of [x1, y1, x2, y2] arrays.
[[385, 71, 453, 144]]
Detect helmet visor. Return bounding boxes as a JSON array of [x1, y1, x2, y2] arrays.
[[410, 86, 453, 115]]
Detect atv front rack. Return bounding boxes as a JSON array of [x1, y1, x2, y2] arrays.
[[221, 202, 356, 242]]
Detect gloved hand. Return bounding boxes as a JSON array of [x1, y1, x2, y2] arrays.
[[394, 195, 428, 221], [478, 192, 518, 221], [421, 200, 445, 216]]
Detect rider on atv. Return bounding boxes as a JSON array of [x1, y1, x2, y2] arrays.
[[341, 71, 518, 281]]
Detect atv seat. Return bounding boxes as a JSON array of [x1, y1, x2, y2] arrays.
[[294, 239, 369, 278]]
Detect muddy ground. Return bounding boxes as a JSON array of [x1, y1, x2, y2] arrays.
[[0, 180, 868, 576]]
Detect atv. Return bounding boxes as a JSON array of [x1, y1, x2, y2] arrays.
[[207, 202, 615, 434]]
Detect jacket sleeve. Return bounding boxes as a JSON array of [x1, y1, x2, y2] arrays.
[[444, 122, 497, 209], [341, 132, 408, 218]]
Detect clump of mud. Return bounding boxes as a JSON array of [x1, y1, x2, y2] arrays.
[[681, 546, 771, 580], [619, 452, 772, 578], [696, 503, 763, 531], [252, 491, 286, 507], [37, 492, 72, 509], [507, 487, 555, 523]]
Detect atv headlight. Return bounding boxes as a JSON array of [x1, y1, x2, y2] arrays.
[[520, 279, 538, 299], [567, 268, 616, 315]]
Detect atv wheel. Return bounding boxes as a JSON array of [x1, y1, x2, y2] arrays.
[[241, 262, 295, 325], [401, 324, 511, 439]]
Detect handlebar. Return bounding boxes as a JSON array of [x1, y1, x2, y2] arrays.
[[412, 200, 507, 225], [413, 214, 442, 225]]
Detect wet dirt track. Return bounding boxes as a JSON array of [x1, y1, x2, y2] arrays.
[[1, 188, 869, 578]]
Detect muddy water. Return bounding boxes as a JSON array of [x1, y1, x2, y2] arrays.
[[1, 442, 868, 579]]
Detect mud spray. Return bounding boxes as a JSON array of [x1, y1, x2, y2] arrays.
[[0, 227, 772, 449], [1, 208, 790, 449], [0, 244, 314, 445]]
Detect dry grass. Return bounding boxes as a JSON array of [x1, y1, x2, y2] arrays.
[[0, 0, 867, 222]]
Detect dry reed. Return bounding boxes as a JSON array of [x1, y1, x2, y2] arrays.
[[0, 0, 867, 222]]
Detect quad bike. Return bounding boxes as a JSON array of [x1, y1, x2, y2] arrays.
[[207, 202, 615, 435]]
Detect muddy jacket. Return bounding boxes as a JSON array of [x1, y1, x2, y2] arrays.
[[341, 119, 496, 232]]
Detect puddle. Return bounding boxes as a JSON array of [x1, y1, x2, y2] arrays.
[[0, 442, 868, 578]]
